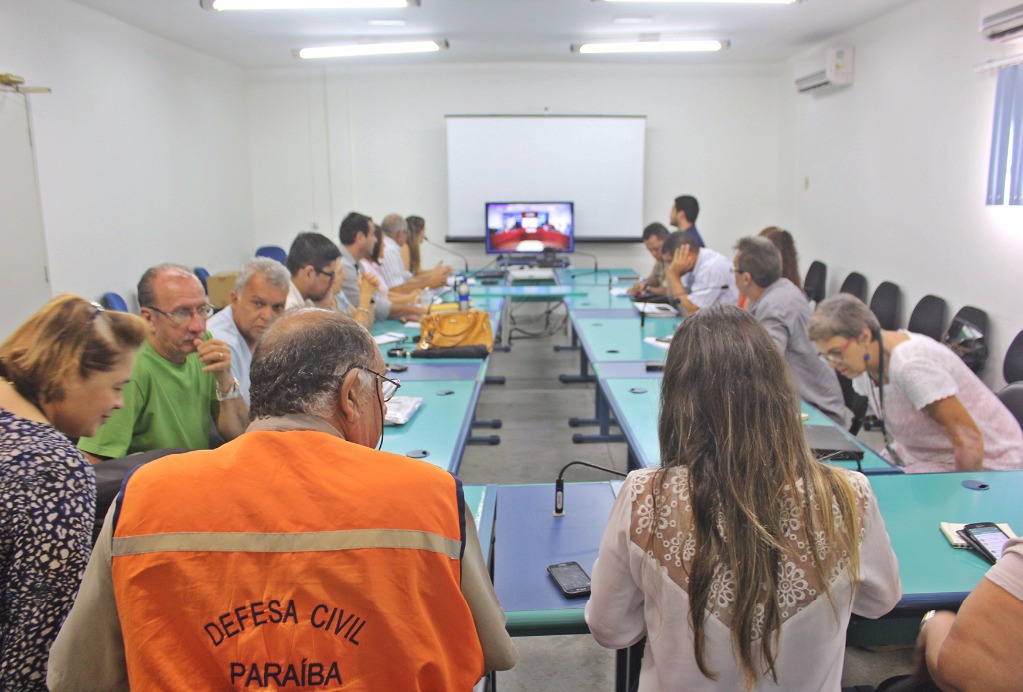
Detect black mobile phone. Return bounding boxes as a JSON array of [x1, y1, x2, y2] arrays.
[[645, 361, 665, 372], [547, 561, 591, 598], [962, 522, 1012, 564], [386, 363, 408, 373]]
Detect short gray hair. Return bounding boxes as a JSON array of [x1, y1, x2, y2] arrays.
[[734, 236, 781, 288], [808, 294, 881, 342], [235, 257, 292, 293], [249, 309, 378, 420], [380, 213, 408, 238]]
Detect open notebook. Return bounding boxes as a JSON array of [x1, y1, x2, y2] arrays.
[[384, 396, 424, 426]]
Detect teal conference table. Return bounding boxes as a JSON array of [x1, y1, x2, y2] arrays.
[[378, 379, 481, 474], [490, 473, 1023, 656], [563, 315, 679, 385], [554, 267, 639, 286], [465, 284, 587, 346], [462, 484, 496, 571], [601, 378, 898, 475]]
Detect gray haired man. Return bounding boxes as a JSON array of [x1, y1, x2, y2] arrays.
[[207, 257, 291, 404]]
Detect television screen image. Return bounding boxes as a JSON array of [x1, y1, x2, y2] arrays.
[[485, 202, 574, 254]]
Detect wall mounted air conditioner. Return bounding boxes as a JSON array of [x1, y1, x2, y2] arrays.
[[794, 47, 854, 94], [982, 2, 1023, 42]]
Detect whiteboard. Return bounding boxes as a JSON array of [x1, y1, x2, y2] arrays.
[[0, 92, 51, 338], [445, 115, 645, 242]]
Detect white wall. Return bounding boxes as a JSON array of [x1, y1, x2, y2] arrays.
[[781, 0, 1023, 386], [0, 0, 253, 312], [247, 62, 783, 272]]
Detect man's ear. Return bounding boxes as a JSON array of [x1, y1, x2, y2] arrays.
[[336, 368, 363, 424]]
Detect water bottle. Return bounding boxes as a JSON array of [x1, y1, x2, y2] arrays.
[[457, 276, 470, 311]]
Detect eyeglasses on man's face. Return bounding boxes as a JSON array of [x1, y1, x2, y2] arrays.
[[145, 304, 215, 326], [315, 266, 337, 282], [817, 336, 857, 365], [345, 365, 400, 403]]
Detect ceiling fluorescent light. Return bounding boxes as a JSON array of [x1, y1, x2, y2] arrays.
[[573, 39, 726, 54], [367, 18, 406, 26], [602, 0, 796, 4], [298, 39, 445, 59], [204, 0, 415, 10]]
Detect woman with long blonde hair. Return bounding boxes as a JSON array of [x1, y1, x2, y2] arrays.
[[586, 304, 901, 690]]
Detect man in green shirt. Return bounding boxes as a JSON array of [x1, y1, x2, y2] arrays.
[[79, 264, 249, 462]]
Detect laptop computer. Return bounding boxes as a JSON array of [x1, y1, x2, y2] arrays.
[[804, 425, 865, 462]]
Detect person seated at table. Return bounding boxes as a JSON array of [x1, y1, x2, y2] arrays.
[[809, 294, 1023, 473], [47, 309, 518, 690], [0, 295, 146, 689], [627, 222, 670, 297], [759, 226, 802, 291], [907, 535, 1023, 691], [661, 231, 738, 314], [207, 257, 290, 405], [312, 256, 378, 330], [378, 213, 449, 292], [733, 236, 845, 424], [585, 304, 901, 691], [284, 232, 341, 311], [78, 264, 249, 463], [338, 212, 424, 323], [360, 223, 422, 307]]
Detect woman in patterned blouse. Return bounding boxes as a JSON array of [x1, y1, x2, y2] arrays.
[[0, 295, 146, 689], [586, 304, 901, 691]]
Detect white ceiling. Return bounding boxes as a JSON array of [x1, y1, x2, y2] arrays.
[[69, 0, 918, 70]]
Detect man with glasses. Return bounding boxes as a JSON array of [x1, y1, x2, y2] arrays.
[[50, 309, 518, 690], [284, 232, 342, 310], [78, 264, 249, 463], [733, 236, 844, 424]]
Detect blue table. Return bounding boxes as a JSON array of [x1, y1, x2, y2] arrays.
[[554, 267, 640, 285]]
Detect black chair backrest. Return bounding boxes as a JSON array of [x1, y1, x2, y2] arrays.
[[93, 449, 188, 545], [907, 294, 948, 341], [839, 272, 868, 302], [869, 281, 902, 331], [803, 260, 827, 304], [952, 305, 989, 337], [1005, 329, 1023, 384], [997, 382, 1023, 432]]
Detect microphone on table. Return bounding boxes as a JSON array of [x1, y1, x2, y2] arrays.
[[639, 284, 729, 328], [423, 236, 470, 274], [554, 460, 628, 517], [569, 249, 599, 274]]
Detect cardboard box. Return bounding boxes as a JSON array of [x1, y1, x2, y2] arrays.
[[207, 271, 237, 309]]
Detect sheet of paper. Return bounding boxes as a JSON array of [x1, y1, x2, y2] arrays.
[[643, 336, 671, 350]]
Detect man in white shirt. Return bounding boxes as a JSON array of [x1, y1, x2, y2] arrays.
[[284, 232, 341, 311], [662, 231, 738, 315], [378, 213, 449, 291], [207, 257, 290, 405]]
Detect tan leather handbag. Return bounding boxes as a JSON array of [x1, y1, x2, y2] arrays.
[[417, 309, 493, 353]]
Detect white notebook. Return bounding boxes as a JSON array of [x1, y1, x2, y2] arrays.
[[384, 396, 424, 426]]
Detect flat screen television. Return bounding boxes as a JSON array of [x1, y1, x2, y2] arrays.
[[485, 202, 574, 254]]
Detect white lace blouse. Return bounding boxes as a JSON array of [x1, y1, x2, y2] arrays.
[[585, 467, 902, 691]]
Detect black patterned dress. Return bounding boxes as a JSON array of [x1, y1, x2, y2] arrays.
[[0, 409, 96, 690]]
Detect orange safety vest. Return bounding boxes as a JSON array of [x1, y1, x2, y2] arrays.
[[110, 429, 484, 690]]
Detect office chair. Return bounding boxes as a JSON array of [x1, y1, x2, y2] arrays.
[[255, 245, 288, 265], [194, 267, 210, 292], [944, 305, 989, 374], [803, 260, 827, 306], [100, 292, 129, 312], [1004, 329, 1023, 384], [838, 373, 869, 436], [906, 294, 948, 341], [838, 272, 868, 302], [997, 382, 1023, 433], [869, 281, 902, 331]]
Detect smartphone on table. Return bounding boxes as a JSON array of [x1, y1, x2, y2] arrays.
[[960, 522, 1013, 564], [547, 561, 591, 598]]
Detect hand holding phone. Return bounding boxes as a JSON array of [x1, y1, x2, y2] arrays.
[[547, 561, 591, 598], [960, 522, 1012, 564]]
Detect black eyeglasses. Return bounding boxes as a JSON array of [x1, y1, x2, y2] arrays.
[[315, 266, 337, 282], [145, 304, 215, 325], [344, 365, 401, 403]]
